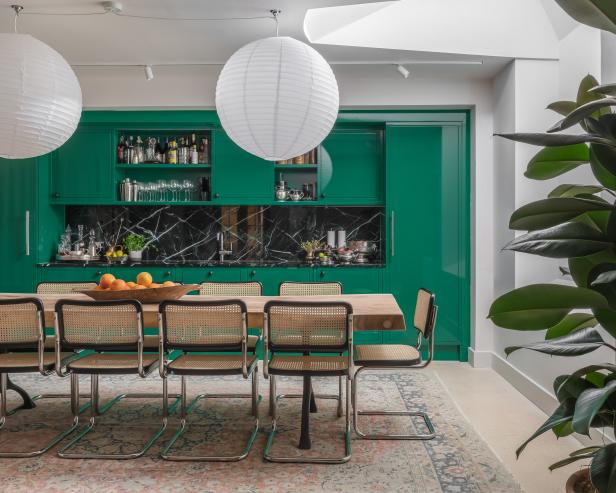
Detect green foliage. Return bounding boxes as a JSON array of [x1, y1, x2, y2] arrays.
[[554, 0, 616, 35], [123, 233, 146, 252]]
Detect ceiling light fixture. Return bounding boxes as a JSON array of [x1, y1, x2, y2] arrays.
[[396, 64, 410, 79], [144, 64, 154, 81]]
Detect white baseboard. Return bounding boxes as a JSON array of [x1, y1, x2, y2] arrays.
[[467, 348, 493, 368]]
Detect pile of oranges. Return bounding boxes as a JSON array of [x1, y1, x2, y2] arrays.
[[95, 272, 177, 291]]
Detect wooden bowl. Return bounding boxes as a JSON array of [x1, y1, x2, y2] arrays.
[[80, 284, 200, 303]]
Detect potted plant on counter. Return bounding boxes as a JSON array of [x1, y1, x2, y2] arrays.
[[300, 239, 323, 262], [124, 233, 147, 261]]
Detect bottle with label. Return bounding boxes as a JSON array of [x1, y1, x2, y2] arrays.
[[190, 134, 199, 164], [167, 139, 177, 164], [117, 135, 126, 163], [198, 138, 209, 164], [124, 136, 134, 164]]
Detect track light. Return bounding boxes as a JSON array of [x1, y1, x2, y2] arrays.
[[144, 65, 154, 81], [396, 64, 410, 79]]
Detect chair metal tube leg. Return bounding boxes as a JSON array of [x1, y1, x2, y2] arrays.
[[337, 376, 343, 417], [352, 366, 435, 440], [0, 373, 7, 425], [269, 375, 276, 417], [252, 367, 259, 417], [91, 374, 99, 417]]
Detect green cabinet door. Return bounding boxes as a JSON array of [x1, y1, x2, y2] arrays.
[[0, 158, 37, 293], [181, 267, 242, 285], [319, 127, 384, 205], [211, 131, 274, 204], [108, 267, 178, 284], [38, 267, 106, 284], [385, 123, 469, 361], [244, 267, 312, 295], [50, 126, 114, 203]]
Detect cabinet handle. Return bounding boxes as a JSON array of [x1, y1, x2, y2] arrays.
[[165, 271, 171, 277], [25, 210, 30, 256], [390, 210, 395, 257], [52, 192, 60, 199], [320, 271, 325, 278], [214, 193, 220, 199], [320, 193, 326, 199], [250, 270, 256, 277], [96, 271, 102, 276], [207, 271, 214, 277]]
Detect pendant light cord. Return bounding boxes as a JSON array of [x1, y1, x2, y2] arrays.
[[270, 9, 281, 36], [11, 5, 22, 33]]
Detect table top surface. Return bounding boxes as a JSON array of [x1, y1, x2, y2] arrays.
[[0, 293, 406, 331]]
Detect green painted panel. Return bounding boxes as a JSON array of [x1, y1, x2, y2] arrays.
[[384, 123, 469, 361], [181, 267, 242, 284], [50, 126, 114, 203], [38, 267, 104, 284], [106, 267, 178, 284], [319, 127, 384, 205], [244, 267, 312, 295], [211, 131, 274, 204]]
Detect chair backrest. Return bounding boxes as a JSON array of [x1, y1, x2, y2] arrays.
[[0, 298, 44, 349], [36, 282, 98, 295], [264, 301, 351, 353], [160, 299, 247, 352], [55, 299, 143, 351], [278, 281, 343, 296], [199, 281, 262, 296], [414, 289, 436, 339]]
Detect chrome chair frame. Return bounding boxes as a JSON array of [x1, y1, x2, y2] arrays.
[[263, 301, 353, 464], [0, 298, 82, 457], [352, 291, 438, 441], [54, 299, 174, 460], [158, 299, 260, 462]]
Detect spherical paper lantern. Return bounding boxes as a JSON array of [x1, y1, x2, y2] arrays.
[[0, 33, 82, 159], [216, 36, 339, 161]]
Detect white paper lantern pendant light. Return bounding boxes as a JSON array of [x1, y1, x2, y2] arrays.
[[0, 5, 82, 159], [216, 10, 339, 162]]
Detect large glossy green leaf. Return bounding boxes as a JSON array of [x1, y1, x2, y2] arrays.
[[515, 399, 575, 457], [549, 449, 600, 470], [573, 380, 616, 434], [591, 269, 616, 286], [525, 145, 590, 180], [505, 221, 609, 258], [549, 184, 603, 198], [489, 284, 608, 330], [591, 83, 616, 97], [555, 373, 596, 402], [555, 1, 616, 35], [579, 74, 606, 107], [548, 99, 616, 133], [505, 327, 607, 356], [546, 313, 598, 339], [509, 198, 614, 231], [496, 132, 612, 147], [591, 151, 616, 189], [570, 251, 616, 287], [547, 100, 577, 116], [590, 443, 616, 493]]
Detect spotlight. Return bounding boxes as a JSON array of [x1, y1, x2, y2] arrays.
[[396, 64, 410, 79], [144, 65, 154, 81]]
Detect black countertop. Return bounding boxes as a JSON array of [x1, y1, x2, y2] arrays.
[[38, 260, 385, 268]]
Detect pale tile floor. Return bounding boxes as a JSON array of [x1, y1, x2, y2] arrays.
[[434, 362, 584, 493]]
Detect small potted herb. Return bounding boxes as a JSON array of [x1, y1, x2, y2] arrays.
[[124, 233, 147, 261], [300, 239, 323, 262]]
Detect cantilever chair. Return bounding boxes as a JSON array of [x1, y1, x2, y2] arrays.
[[263, 300, 353, 463], [278, 281, 345, 417], [352, 288, 438, 440], [199, 281, 263, 354], [158, 299, 260, 461], [0, 298, 79, 457], [54, 299, 167, 459]]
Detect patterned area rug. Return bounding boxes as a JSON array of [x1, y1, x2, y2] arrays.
[[0, 369, 522, 493]]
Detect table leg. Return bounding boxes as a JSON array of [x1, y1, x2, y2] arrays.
[[299, 375, 312, 450], [5, 375, 36, 409], [303, 352, 318, 413]]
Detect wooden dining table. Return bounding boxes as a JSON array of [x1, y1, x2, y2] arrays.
[[0, 292, 406, 451]]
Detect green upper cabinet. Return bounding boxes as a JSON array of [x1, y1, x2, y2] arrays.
[[318, 126, 384, 205], [211, 130, 274, 204], [50, 126, 114, 204]]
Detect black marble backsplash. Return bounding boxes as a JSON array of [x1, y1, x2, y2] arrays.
[[64, 206, 383, 263]]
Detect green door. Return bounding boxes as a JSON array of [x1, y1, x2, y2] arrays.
[[50, 126, 114, 203], [211, 131, 274, 204], [38, 267, 106, 284], [385, 123, 469, 361], [245, 267, 312, 295], [319, 127, 384, 205], [0, 158, 37, 293], [181, 267, 242, 285]]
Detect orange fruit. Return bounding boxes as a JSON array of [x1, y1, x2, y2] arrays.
[[99, 273, 115, 289], [111, 279, 128, 291], [126, 281, 137, 288], [150, 283, 161, 289], [134, 285, 146, 290], [163, 281, 175, 287], [136, 272, 153, 287]]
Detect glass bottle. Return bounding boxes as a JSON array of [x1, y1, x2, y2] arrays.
[[117, 135, 126, 163], [167, 138, 177, 164]]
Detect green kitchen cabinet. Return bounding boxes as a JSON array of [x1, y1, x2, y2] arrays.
[[384, 121, 470, 361], [211, 131, 274, 204], [38, 267, 106, 284], [109, 266, 178, 284], [244, 267, 312, 295], [318, 127, 384, 205], [50, 126, 114, 203], [181, 267, 242, 285]]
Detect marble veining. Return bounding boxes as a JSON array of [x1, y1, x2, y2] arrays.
[[65, 206, 383, 263]]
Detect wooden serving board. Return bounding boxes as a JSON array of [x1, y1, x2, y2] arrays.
[[79, 284, 200, 303]]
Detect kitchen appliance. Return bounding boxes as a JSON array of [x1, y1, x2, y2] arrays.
[[275, 186, 288, 201], [348, 240, 378, 264], [289, 189, 304, 201]]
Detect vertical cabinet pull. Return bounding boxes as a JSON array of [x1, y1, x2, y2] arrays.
[[25, 210, 30, 256], [390, 210, 395, 257]]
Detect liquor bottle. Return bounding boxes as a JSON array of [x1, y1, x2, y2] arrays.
[[162, 138, 169, 164], [125, 136, 134, 164], [190, 134, 198, 164], [155, 138, 163, 163], [117, 135, 126, 163], [135, 136, 144, 164], [167, 138, 177, 164], [198, 138, 209, 164]]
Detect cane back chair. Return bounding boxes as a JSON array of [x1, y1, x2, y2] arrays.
[[0, 298, 79, 457], [263, 300, 353, 463], [54, 299, 167, 459], [352, 288, 438, 440], [158, 299, 259, 461]]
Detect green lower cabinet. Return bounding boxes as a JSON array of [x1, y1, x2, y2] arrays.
[[243, 267, 311, 295], [109, 266, 177, 284], [181, 267, 242, 285], [38, 267, 107, 284]]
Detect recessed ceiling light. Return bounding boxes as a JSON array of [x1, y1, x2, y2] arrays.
[[396, 64, 410, 79]]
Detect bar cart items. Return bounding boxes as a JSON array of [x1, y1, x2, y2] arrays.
[[117, 133, 209, 165], [119, 178, 209, 202]]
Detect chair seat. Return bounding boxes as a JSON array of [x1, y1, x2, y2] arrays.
[[354, 344, 421, 367], [269, 355, 348, 376], [68, 353, 158, 374], [0, 352, 74, 373], [167, 354, 257, 375]]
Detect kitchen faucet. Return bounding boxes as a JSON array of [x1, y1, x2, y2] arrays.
[[217, 230, 233, 262]]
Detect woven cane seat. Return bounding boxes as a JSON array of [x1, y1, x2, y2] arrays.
[[354, 344, 421, 367], [167, 354, 257, 375], [0, 352, 74, 372], [199, 281, 262, 296], [269, 355, 348, 376], [67, 353, 158, 374], [279, 282, 342, 296]]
